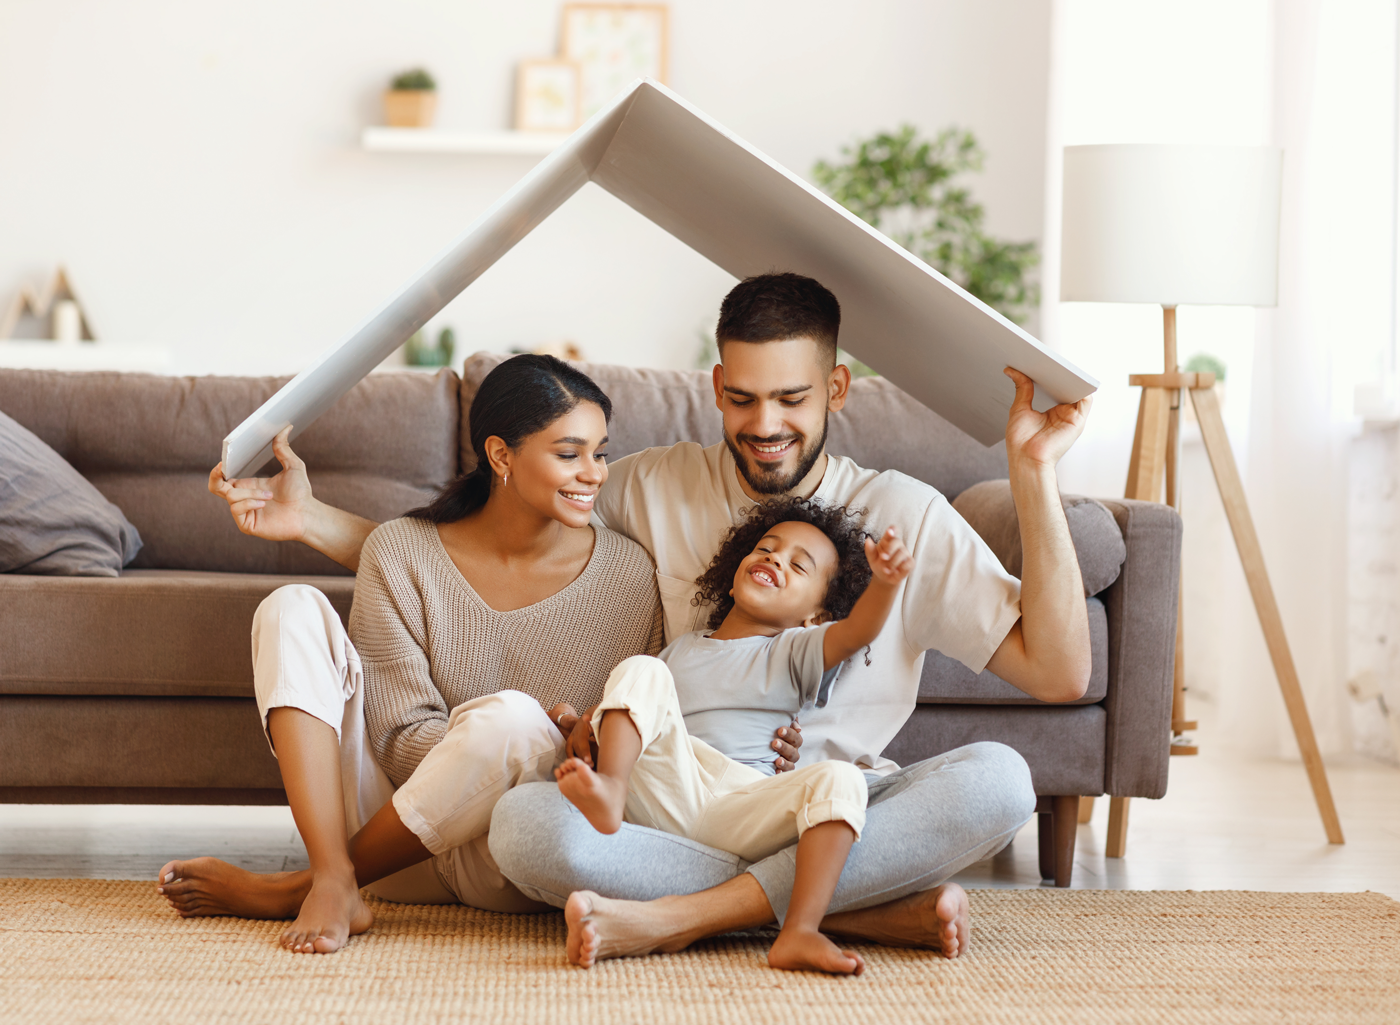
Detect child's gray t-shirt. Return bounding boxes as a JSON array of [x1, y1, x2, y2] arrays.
[[659, 622, 840, 775]]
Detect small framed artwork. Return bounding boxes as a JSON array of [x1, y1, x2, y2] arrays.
[[561, 3, 669, 120], [515, 59, 582, 132]]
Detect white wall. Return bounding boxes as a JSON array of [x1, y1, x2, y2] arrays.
[[0, 0, 1052, 375]]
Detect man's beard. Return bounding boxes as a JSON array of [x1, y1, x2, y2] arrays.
[[724, 415, 829, 496]]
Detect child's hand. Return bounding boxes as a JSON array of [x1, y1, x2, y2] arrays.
[[865, 526, 913, 587]]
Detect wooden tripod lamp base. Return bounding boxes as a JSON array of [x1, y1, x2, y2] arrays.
[[1090, 306, 1344, 857]]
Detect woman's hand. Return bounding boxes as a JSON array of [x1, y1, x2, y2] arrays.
[[207, 426, 315, 542], [548, 703, 579, 739], [772, 720, 802, 772], [563, 705, 599, 767]]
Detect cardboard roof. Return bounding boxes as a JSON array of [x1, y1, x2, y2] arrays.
[[223, 79, 1096, 478]]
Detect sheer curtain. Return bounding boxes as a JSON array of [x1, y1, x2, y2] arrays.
[[1045, 0, 1398, 757]]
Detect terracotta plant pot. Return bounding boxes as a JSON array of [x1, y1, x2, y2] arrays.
[[384, 90, 437, 128]]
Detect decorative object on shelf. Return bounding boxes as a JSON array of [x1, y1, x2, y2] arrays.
[[516, 58, 582, 132], [561, 3, 669, 120], [1061, 143, 1344, 854], [1, 266, 98, 342], [404, 327, 456, 367], [384, 67, 438, 128], [814, 126, 1039, 325]]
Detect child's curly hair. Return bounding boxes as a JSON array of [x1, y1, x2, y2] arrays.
[[692, 497, 873, 631]]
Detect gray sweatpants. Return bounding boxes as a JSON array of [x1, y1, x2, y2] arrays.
[[488, 740, 1036, 924]]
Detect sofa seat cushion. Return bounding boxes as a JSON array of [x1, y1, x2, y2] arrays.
[[0, 570, 354, 698], [917, 596, 1107, 705]]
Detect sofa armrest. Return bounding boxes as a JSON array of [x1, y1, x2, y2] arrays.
[[1094, 498, 1181, 799]]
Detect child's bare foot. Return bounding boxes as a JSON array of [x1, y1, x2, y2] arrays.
[[279, 869, 373, 954], [555, 757, 627, 834], [768, 927, 866, 975]]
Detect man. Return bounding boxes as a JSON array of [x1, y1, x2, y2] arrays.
[[485, 273, 1092, 965], [199, 272, 1090, 960]]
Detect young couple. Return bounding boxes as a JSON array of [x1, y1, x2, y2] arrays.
[[160, 273, 1092, 973]]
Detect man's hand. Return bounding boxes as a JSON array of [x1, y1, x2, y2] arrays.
[[208, 426, 314, 542], [864, 526, 913, 588], [771, 720, 802, 772], [1003, 367, 1091, 471]]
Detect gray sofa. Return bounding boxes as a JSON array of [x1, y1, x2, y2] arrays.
[[0, 352, 1181, 887]]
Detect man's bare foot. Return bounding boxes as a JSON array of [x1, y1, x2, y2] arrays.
[[768, 927, 866, 975], [156, 858, 372, 954], [555, 758, 626, 834], [822, 882, 970, 959], [564, 890, 696, 968], [278, 869, 373, 954]]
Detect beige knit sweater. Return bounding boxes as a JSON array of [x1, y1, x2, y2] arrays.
[[350, 516, 664, 787]]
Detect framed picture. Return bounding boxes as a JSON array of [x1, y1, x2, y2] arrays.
[[561, 3, 669, 120], [515, 59, 582, 132]]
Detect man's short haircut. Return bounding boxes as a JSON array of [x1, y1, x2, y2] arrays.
[[715, 273, 841, 367]]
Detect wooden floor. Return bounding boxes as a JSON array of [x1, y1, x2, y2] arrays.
[[4, 709, 1398, 898]]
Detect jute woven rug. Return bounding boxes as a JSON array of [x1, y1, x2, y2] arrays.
[[1, 880, 1396, 1024]]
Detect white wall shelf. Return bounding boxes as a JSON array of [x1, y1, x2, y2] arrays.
[[360, 127, 570, 156]]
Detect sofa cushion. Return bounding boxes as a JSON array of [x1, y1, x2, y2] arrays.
[[952, 479, 1126, 596], [0, 368, 460, 575], [0, 570, 354, 698], [0, 409, 142, 576], [461, 353, 1007, 499], [918, 596, 1107, 705]]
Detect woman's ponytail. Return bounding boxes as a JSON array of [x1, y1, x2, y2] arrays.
[[404, 354, 612, 525]]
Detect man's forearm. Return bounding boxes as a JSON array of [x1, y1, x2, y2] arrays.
[[301, 499, 380, 573], [1004, 458, 1091, 700]]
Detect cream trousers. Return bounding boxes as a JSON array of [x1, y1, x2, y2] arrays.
[[590, 655, 868, 863], [252, 584, 562, 912]]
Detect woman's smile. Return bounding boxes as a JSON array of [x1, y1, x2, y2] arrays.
[[559, 489, 597, 510]]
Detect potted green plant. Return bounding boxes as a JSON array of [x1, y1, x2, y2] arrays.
[[814, 126, 1039, 325], [384, 68, 437, 128]]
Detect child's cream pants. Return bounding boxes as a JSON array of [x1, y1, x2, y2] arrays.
[[589, 655, 868, 863]]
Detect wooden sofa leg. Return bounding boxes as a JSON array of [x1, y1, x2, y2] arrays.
[[1052, 795, 1078, 888], [1036, 798, 1054, 880], [1106, 796, 1131, 857], [1078, 796, 1095, 823]]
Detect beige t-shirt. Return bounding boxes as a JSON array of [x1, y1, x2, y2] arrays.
[[594, 441, 1022, 774]]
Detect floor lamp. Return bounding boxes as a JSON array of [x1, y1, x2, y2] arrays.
[[1059, 144, 1344, 855]]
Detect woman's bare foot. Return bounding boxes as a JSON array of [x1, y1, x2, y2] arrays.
[[157, 857, 306, 920], [768, 927, 866, 975], [555, 758, 626, 834], [564, 890, 696, 967], [279, 869, 373, 954], [156, 858, 372, 954], [822, 882, 970, 958]]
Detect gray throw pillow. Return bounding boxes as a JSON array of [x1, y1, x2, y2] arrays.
[[952, 479, 1126, 596], [0, 409, 142, 576]]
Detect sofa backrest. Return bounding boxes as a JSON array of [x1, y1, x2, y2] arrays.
[[0, 368, 460, 575], [460, 353, 1007, 499]]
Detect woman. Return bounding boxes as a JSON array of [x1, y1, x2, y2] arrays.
[[161, 355, 662, 953]]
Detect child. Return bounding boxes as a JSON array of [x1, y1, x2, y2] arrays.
[[554, 497, 913, 975]]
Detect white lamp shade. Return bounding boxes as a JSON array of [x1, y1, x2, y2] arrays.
[[1061, 144, 1282, 307]]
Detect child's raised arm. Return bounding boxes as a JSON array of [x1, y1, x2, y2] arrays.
[[822, 526, 913, 670]]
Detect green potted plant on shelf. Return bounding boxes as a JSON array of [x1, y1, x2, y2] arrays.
[[385, 67, 437, 128]]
